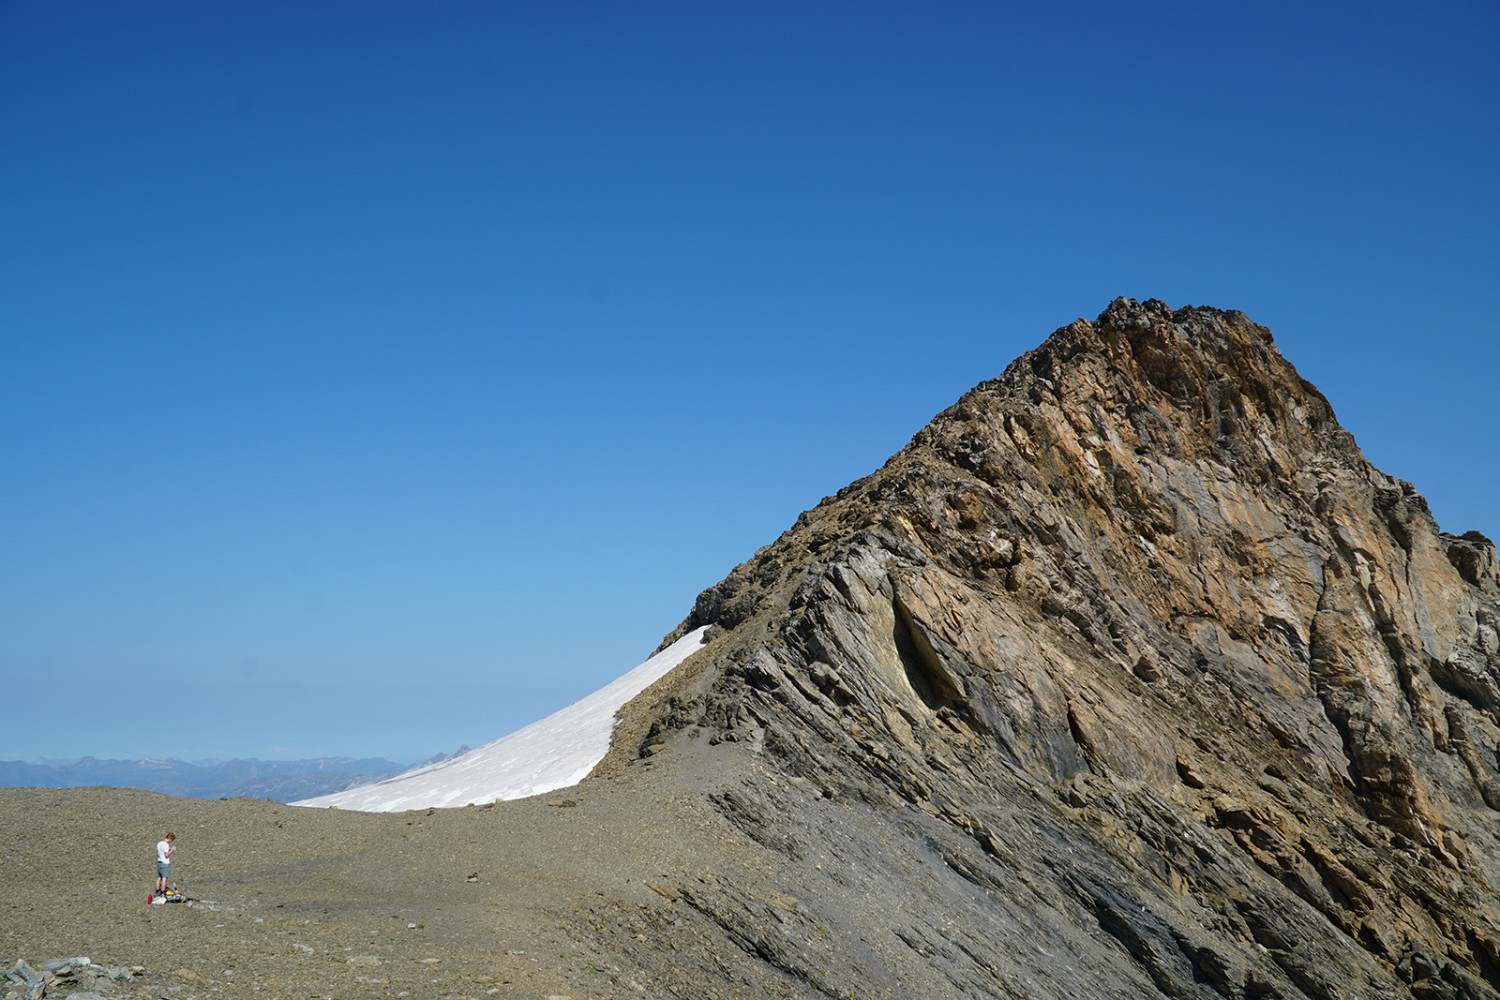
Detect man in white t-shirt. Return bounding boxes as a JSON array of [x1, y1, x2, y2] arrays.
[[155, 833, 176, 896]]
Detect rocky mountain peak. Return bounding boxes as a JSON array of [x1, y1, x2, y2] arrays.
[[628, 299, 1499, 998], [5, 300, 1495, 1000]]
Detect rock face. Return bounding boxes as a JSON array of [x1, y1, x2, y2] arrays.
[[610, 299, 1500, 998]]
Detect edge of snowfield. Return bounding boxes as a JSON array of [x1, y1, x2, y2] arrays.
[[291, 627, 710, 812]]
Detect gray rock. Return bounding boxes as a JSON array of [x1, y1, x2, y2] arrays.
[[10, 961, 42, 1000]]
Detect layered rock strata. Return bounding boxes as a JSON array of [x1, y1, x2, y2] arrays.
[[612, 298, 1499, 999]]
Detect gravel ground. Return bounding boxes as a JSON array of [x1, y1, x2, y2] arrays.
[[0, 754, 806, 1000]]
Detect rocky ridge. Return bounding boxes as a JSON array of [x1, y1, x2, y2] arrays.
[[608, 298, 1500, 998]]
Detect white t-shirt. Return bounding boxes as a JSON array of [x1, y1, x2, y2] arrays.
[[156, 840, 172, 864]]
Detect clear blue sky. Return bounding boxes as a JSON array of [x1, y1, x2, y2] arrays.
[[3, 1, 1495, 764]]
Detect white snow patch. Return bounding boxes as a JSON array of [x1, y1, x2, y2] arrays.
[[291, 627, 710, 812]]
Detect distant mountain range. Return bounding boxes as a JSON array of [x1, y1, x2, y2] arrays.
[[0, 754, 448, 801]]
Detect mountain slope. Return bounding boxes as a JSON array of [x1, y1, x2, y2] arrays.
[[23, 299, 1492, 1000], [595, 298, 1500, 998]]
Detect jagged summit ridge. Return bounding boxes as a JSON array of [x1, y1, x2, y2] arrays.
[[677, 297, 1491, 636], [627, 299, 1499, 998]]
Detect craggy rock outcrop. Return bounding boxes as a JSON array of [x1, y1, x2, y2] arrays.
[[618, 299, 1499, 999]]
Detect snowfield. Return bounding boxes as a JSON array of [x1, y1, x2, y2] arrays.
[[291, 627, 709, 812]]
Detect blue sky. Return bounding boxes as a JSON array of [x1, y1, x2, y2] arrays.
[[2, 1, 1495, 764]]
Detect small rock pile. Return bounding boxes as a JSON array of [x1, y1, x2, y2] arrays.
[[3, 957, 143, 1000]]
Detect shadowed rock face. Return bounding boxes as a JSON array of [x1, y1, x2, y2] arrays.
[[618, 299, 1500, 998]]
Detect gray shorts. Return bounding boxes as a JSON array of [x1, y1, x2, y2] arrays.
[[157, 862, 170, 878]]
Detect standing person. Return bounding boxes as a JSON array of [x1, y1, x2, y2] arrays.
[[155, 833, 176, 897]]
